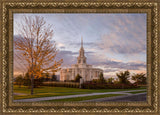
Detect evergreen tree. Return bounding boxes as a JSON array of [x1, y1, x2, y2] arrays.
[[98, 73, 105, 83], [116, 70, 130, 84], [51, 73, 57, 81], [23, 72, 31, 87], [106, 77, 114, 84], [75, 74, 82, 82], [15, 75, 24, 88], [132, 73, 146, 85]]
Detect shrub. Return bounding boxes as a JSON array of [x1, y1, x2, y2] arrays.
[[81, 82, 139, 89], [81, 82, 107, 89], [106, 83, 139, 89], [42, 81, 79, 88]]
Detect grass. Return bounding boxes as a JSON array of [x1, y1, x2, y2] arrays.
[[128, 90, 147, 94], [13, 85, 146, 100], [44, 94, 124, 102]]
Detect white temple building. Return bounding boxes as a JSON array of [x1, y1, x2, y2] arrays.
[[60, 37, 103, 82]]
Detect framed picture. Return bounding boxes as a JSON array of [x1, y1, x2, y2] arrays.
[[0, 0, 159, 114]]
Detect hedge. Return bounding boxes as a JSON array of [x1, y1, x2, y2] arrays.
[[42, 81, 79, 88], [81, 83, 139, 89]]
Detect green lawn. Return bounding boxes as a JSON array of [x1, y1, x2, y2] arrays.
[[44, 94, 124, 102], [13, 85, 146, 100]]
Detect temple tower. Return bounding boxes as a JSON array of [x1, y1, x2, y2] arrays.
[[77, 37, 86, 64]]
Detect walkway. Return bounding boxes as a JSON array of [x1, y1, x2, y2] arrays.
[[80, 92, 147, 102], [13, 89, 146, 102], [14, 93, 27, 96]]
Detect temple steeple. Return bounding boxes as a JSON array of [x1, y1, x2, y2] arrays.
[[77, 37, 86, 64], [81, 36, 83, 48]]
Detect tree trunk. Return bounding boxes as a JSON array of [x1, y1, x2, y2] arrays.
[[31, 56, 34, 95], [31, 73, 34, 95]]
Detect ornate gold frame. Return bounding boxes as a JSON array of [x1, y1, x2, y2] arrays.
[[0, 0, 159, 114]]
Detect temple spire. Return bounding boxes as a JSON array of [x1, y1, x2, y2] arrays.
[[77, 36, 86, 64], [81, 36, 83, 48]]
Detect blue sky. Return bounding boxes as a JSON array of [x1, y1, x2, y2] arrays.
[[14, 13, 147, 78]]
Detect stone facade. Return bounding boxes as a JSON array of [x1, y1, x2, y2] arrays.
[[60, 38, 103, 82]]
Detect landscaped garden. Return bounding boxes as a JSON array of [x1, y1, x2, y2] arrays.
[[13, 70, 147, 102], [14, 85, 146, 100]]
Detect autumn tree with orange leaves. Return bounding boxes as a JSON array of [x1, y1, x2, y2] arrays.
[[15, 16, 63, 95]]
